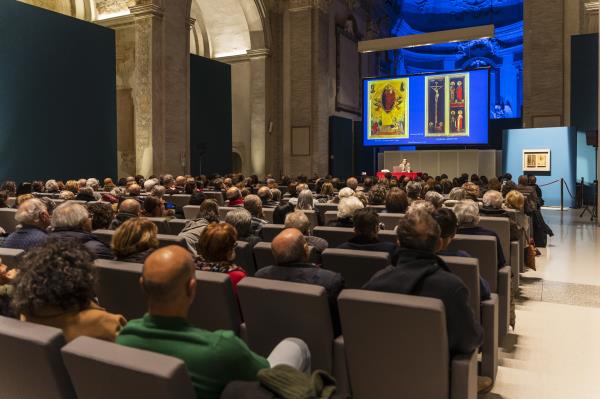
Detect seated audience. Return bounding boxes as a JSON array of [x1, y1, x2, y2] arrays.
[[328, 186, 353, 204], [0, 190, 8, 208], [2, 199, 49, 250], [480, 190, 506, 217], [75, 186, 96, 202], [405, 181, 421, 203], [45, 179, 60, 193], [195, 223, 247, 295], [1, 180, 16, 196], [225, 208, 261, 248], [103, 177, 116, 191], [126, 183, 142, 198], [151, 184, 167, 199], [448, 187, 467, 201], [255, 228, 343, 336], [454, 200, 506, 268], [189, 191, 206, 206], [143, 178, 158, 193], [318, 181, 335, 201], [462, 182, 480, 201], [337, 208, 398, 264], [112, 218, 159, 263], [110, 198, 142, 230], [433, 208, 491, 301], [87, 202, 114, 230], [346, 177, 359, 191], [59, 190, 75, 200], [384, 187, 408, 213], [244, 194, 268, 235], [143, 195, 166, 217], [424, 191, 445, 209], [368, 185, 387, 205], [273, 202, 295, 224], [257, 186, 278, 208], [326, 196, 364, 227], [50, 202, 112, 259], [296, 189, 315, 210], [226, 187, 244, 207], [12, 239, 125, 342], [362, 211, 484, 358], [179, 199, 220, 256], [284, 211, 328, 254]]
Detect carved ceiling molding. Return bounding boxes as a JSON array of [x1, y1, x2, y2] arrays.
[[584, 1, 599, 14], [129, 3, 164, 18]]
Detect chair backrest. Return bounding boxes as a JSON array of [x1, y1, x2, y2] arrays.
[[338, 290, 449, 399], [145, 217, 171, 235], [377, 213, 405, 230], [366, 205, 386, 212], [203, 191, 225, 206], [323, 211, 339, 225], [168, 194, 191, 211], [447, 234, 498, 291], [377, 229, 398, 244], [234, 240, 257, 276], [260, 224, 285, 242], [167, 219, 187, 235], [313, 226, 354, 248], [439, 256, 481, 321], [0, 208, 18, 233], [238, 277, 334, 372], [314, 202, 339, 215], [93, 260, 241, 334], [262, 207, 275, 223], [478, 216, 511, 261], [302, 210, 318, 230], [7, 197, 16, 207], [61, 336, 195, 399], [182, 205, 200, 219], [218, 206, 237, 221], [321, 249, 390, 289], [252, 242, 317, 269], [92, 229, 186, 249], [0, 247, 24, 268], [0, 315, 76, 399]]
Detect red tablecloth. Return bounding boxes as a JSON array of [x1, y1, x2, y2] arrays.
[[376, 172, 422, 180]]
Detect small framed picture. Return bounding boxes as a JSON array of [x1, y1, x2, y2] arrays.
[[522, 149, 550, 172]]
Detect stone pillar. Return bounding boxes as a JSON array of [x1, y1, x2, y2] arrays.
[[248, 49, 270, 177]]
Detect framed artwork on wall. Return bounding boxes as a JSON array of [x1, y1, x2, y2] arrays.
[[522, 149, 551, 172]]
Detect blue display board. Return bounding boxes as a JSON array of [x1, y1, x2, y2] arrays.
[[363, 69, 489, 146]]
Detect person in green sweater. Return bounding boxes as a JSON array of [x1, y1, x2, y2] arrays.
[[116, 245, 272, 399]]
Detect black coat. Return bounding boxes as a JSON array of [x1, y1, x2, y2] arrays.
[[363, 249, 483, 356], [50, 229, 113, 259]]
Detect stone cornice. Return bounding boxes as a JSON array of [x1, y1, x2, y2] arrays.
[[288, 0, 332, 12], [96, 14, 135, 29], [247, 48, 271, 58], [129, 4, 164, 18], [584, 1, 599, 13]]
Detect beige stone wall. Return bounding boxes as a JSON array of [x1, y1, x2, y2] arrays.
[[18, 0, 72, 15]]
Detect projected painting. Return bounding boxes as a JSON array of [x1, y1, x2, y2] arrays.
[[367, 78, 409, 139], [386, 0, 523, 119], [425, 74, 469, 137]]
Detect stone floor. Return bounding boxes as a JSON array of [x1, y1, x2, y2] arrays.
[[482, 209, 600, 399]]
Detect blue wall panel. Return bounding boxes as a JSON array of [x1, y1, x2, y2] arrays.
[[503, 128, 577, 207]]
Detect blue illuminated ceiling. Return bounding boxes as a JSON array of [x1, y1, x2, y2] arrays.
[[387, 0, 523, 119]]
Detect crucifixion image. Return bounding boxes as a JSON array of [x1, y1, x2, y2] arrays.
[[429, 79, 444, 127]]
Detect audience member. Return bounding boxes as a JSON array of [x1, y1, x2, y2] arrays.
[[244, 194, 268, 235], [255, 228, 343, 335], [296, 189, 315, 210], [143, 196, 166, 217], [112, 218, 159, 263], [405, 181, 421, 203], [12, 239, 125, 342], [226, 187, 244, 207], [257, 186, 278, 208], [346, 177, 359, 191], [45, 179, 60, 193], [87, 202, 114, 230], [327, 196, 364, 227], [424, 191, 445, 209], [59, 190, 75, 200], [2, 199, 49, 250], [110, 198, 142, 230], [189, 191, 206, 206], [284, 211, 328, 254], [1, 180, 16, 196], [74, 186, 96, 202], [368, 185, 387, 205], [384, 187, 408, 213], [225, 208, 261, 248], [448, 187, 467, 201], [0, 190, 8, 209], [179, 199, 220, 256], [103, 177, 116, 191], [50, 202, 112, 259], [273, 202, 295, 224]]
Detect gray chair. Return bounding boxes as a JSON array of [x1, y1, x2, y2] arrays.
[[92, 229, 186, 249], [168, 194, 191, 211], [93, 260, 241, 335], [0, 247, 25, 267], [182, 205, 200, 219], [218, 206, 237, 221], [168, 218, 188, 235], [301, 210, 318, 231], [366, 205, 386, 212], [440, 256, 499, 381], [323, 211, 339, 226], [263, 207, 275, 223], [238, 277, 346, 381], [61, 336, 195, 399], [260, 224, 285, 242], [479, 215, 521, 286], [338, 290, 477, 399], [314, 203, 339, 225], [313, 226, 354, 248], [377, 212, 405, 230], [204, 191, 225, 206], [448, 235, 511, 345], [377, 229, 398, 244], [0, 315, 76, 399], [0, 208, 18, 233], [145, 217, 171, 235], [235, 240, 257, 276], [252, 242, 317, 269], [321, 249, 390, 289]]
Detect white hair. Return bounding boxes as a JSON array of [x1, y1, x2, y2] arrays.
[[407, 199, 436, 215], [285, 211, 311, 234], [45, 179, 59, 192], [338, 187, 354, 199], [144, 178, 158, 192], [482, 190, 503, 209], [424, 191, 445, 209], [58, 190, 75, 200], [338, 196, 364, 219], [448, 187, 467, 201], [15, 198, 47, 226], [454, 200, 480, 226], [296, 189, 314, 210], [86, 178, 100, 190], [51, 202, 89, 230]]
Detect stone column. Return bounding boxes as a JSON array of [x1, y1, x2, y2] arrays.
[[248, 48, 270, 177]]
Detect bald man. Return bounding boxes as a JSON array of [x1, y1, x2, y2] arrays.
[[226, 187, 244, 207], [109, 198, 141, 230], [255, 228, 343, 336], [117, 246, 270, 398]]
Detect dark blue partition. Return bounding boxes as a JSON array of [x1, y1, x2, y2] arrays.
[[0, 1, 116, 183]]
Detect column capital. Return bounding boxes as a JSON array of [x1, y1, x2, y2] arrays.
[[129, 3, 164, 18], [247, 48, 271, 58], [584, 1, 599, 13]]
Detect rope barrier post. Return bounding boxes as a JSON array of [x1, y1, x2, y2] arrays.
[[561, 178, 564, 211]]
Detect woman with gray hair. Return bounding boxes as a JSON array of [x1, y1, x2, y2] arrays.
[[448, 187, 467, 201], [455, 200, 506, 269], [327, 196, 364, 227], [296, 189, 315, 210], [49, 202, 112, 259], [45, 179, 60, 193], [424, 191, 445, 209]]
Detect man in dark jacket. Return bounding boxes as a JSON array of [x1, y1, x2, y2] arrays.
[[337, 208, 398, 264], [362, 210, 483, 357], [49, 202, 112, 259], [2, 198, 50, 251], [255, 228, 344, 336], [110, 199, 141, 230]]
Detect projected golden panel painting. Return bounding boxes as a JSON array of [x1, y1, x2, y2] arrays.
[[367, 79, 409, 140]]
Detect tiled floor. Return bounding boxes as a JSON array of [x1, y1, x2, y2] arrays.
[[482, 209, 600, 399]]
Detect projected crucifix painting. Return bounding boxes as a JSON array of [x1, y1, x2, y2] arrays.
[[425, 73, 469, 137]]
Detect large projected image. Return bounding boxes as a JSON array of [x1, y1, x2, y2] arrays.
[[363, 69, 489, 146]]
